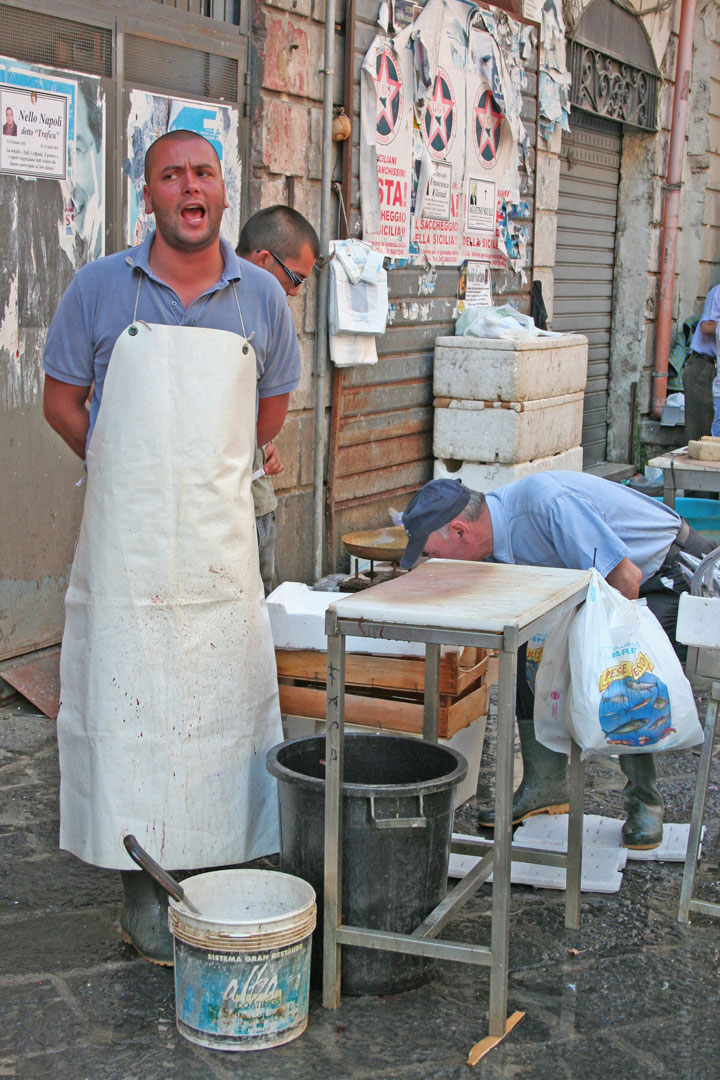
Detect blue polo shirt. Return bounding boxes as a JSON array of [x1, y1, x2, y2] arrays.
[[485, 471, 682, 584], [43, 233, 301, 445], [690, 283, 720, 358]]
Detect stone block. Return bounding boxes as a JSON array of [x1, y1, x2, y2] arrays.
[[300, 411, 315, 487], [289, 337, 317, 411], [274, 492, 314, 583], [533, 211, 557, 268], [307, 107, 324, 180], [264, 0, 312, 19], [273, 413, 301, 489], [301, 264, 319, 335], [433, 334, 588, 401], [262, 13, 323, 100], [433, 446, 584, 490], [535, 152, 561, 212], [260, 178, 288, 207], [260, 99, 309, 176], [433, 391, 585, 463]]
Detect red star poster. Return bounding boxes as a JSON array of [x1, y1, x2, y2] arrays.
[[410, 0, 479, 265], [360, 36, 413, 258], [461, 26, 519, 267]]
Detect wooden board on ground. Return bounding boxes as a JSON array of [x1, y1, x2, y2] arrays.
[[0, 646, 61, 718]]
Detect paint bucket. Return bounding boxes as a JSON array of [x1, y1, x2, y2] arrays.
[[168, 869, 316, 1052]]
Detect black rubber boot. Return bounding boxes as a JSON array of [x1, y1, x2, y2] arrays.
[[478, 717, 569, 827], [120, 870, 174, 966], [619, 754, 663, 850]]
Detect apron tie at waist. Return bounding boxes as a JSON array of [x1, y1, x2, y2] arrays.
[[659, 518, 691, 572]]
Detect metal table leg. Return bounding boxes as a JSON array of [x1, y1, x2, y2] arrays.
[[662, 466, 676, 509], [678, 681, 720, 924], [565, 740, 584, 930], [423, 643, 440, 743], [488, 641, 517, 1036], [323, 628, 346, 1006]]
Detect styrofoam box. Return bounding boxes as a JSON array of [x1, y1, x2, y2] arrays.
[[433, 392, 584, 464], [677, 593, 720, 649], [433, 334, 588, 402], [281, 714, 487, 807], [434, 446, 583, 491], [268, 581, 460, 657]]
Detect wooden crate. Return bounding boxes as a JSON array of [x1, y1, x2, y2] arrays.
[[276, 647, 490, 739]]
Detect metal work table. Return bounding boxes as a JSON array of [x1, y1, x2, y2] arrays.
[[676, 592, 720, 924], [648, 448, 720, 508], [322, 560, 591, 1037]]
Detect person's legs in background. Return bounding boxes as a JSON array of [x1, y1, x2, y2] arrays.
[[682, 351, 715, 442]]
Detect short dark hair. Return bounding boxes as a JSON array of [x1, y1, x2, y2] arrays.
[[144, 130, 220, 183], [237, 205, 319, 261]]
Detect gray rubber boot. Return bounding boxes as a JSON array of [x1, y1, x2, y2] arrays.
[[119, 870, 174, 966], [478, 717, 569, 827], [619, 754, 664, 850]]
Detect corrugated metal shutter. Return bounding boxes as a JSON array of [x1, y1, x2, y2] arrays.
[[328, 3, 538, 569], [554, 113, 621, 467]]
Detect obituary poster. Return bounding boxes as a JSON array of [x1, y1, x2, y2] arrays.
[[1, 81, 70, 179]]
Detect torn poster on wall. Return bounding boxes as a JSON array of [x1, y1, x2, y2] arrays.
[[0, 57, 105, 262], [359, 0, 540, 274], [125, 91, 241, 247], [538, 0, 571, 141], [360, 36, 414, 259]]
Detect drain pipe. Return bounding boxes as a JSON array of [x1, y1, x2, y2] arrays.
[[312, 0, 338, 580], [652, 0, 696, 417]]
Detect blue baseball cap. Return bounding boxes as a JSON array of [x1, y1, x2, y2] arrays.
[[399, 479, 472, 569]]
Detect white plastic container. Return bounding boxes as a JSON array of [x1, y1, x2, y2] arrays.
[[169, 870, 316, 1052]]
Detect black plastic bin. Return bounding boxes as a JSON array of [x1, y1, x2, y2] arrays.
[[266, 733, 468, 996]]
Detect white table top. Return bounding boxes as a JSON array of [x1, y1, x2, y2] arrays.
[[649, 448, 720, 473], [329, 560, 590, 634]]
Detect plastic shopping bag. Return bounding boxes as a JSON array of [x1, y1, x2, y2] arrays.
[[564, 570, 702, 755], [533, 608, 575, 755]]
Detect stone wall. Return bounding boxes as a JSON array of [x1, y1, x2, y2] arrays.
[[246, 0, 345, 584], [530, 0, 720, 464]]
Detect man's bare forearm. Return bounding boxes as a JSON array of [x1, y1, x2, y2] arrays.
[[43, 375, 91, 459]]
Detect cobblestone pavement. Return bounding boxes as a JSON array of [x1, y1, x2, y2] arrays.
[[1, 691, 719, 1080]]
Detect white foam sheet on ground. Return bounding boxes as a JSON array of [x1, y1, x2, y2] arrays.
[[449, 815, 703, 894]]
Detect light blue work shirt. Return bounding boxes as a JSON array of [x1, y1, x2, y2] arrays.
[[690, 283, 720, 358], [485, 471, 682, 584], [43, 233, 301, 448]]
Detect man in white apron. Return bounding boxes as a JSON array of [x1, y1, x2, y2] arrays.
[[238, 205, 319, 594], [43, 131, 302, 964]]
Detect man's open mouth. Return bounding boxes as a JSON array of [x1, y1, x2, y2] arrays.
[[181, 204, 206, 223]]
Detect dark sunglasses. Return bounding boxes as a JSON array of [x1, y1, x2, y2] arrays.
[[268, 250, 305, 288]]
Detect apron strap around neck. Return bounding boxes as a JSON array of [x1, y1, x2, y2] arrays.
[[132, 273, 142, 325], [131, 270, 252, 343]]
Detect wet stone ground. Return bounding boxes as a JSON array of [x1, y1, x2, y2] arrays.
[[1, 691, 719, 1080]]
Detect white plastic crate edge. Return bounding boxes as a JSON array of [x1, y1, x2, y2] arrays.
[[267, 581, 461, 657]]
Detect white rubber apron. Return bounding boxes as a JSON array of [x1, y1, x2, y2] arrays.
[[57, 307, 283, 870]]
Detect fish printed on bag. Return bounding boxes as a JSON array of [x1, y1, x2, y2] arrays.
[[597, 651, 674, 747]]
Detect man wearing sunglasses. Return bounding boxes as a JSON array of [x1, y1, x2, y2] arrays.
[[237, 206, 319, 593]]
